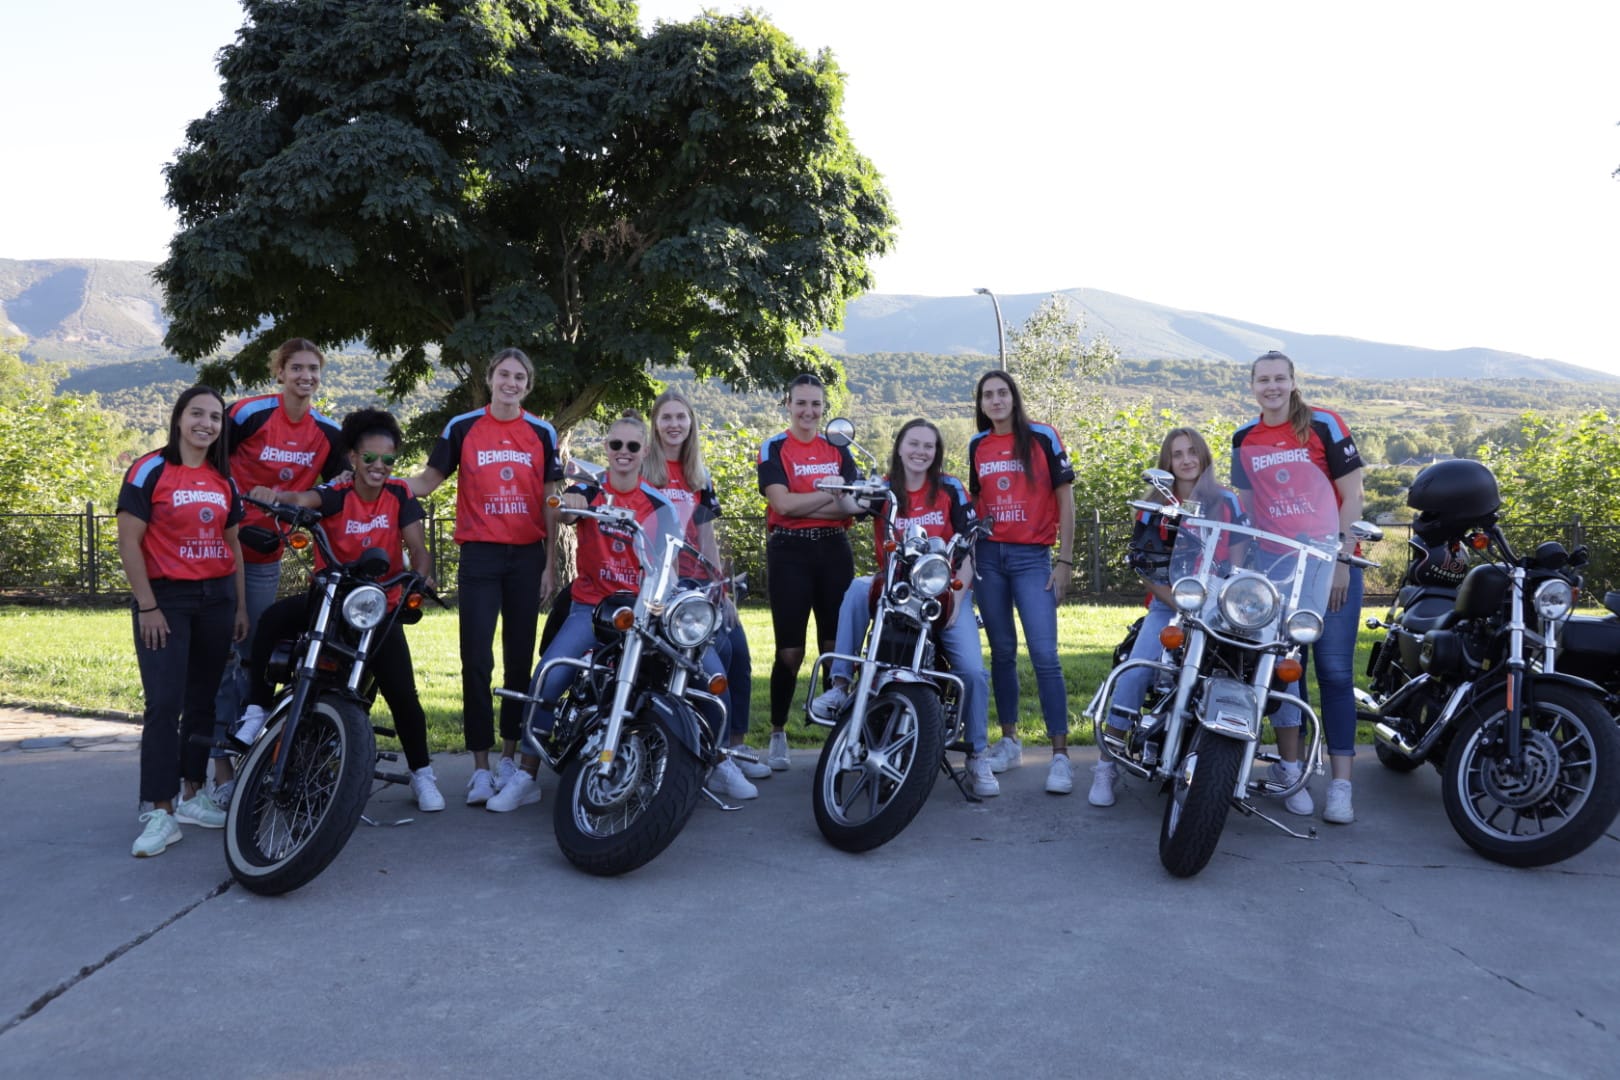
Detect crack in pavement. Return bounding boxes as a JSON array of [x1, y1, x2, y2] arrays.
[[1312, 860, 1613, 1038], [0, 878, 234, 1038], [1284, 856, 1620, 880]]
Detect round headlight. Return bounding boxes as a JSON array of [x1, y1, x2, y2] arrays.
[[1286, 608, 1324, 644], [1533, 579, 1575, 622], [910, 553, 952, 599], [1171, 577, 1207, 613], [342, 584, 389, 630], [1218, 575, 1280, 631], [664, 593, 719, 648]]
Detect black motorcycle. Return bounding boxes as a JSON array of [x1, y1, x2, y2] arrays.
[[1359, 459, 1620, 867], [224, 498, 437, 895]]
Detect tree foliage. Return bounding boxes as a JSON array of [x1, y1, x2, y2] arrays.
[[1005, 294, 1119, 423], [158, 1, 895, 442]]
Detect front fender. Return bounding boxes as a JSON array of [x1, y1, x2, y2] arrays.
[[1461, 670, 1610, 713], [641, 691, 706, 760]]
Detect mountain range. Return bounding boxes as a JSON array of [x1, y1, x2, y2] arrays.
[[2, 257, 1612, 383]]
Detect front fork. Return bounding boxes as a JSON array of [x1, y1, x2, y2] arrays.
[[1501, 566, 1528, 770], [597, 631, 645, 776]]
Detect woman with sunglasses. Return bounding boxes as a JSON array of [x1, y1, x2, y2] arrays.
[[240, 409, 442, 811], [1233, 350, 1366, 824], [645, 388, 767, 800], [967, 370, 1077, 795], [406, 348, 563, 806], [756, 373, 860, 771], [485, 412, 688, 811], [808, 418, 999, 797], [117, 385, 249, 857]]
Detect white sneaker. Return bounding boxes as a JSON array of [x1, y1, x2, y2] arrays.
[[1088, 760, 1118, 807], [734, 746, 773, 780], [810, 684, 851, 721], [708, 758, 759, 800], [1045, 754, 1074, 795], [234, 704, 267, 745], [485, 769, 542, 812], [132, 809, 182, 857], [967, 753, 1000, 798], [1324, 779, 1354, 824], [174, 791, 226, 828], [767, 731, 791, 771], [411, 766, 445, 812], [1268, 760, 1314, 816], [465, 768, 497, 806], [985, 735, 1023, 774], [492, 756, 519, 792]]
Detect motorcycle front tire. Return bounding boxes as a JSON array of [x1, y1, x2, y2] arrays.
[[1441, 682, 1620, 868], [812, 682, 944, 853], [225, 694, 375, 896], [553, 713, 704, 877], [1158, 730, 1245, 878]]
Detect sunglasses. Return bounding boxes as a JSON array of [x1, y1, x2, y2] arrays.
[[606, 439, 642, 453], [359, 452, 398, 466]]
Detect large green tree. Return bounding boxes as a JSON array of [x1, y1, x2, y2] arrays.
[[158, 1, 895, 437]]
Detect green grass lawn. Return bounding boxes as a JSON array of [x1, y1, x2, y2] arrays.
[[0, 602, 1388, 756]]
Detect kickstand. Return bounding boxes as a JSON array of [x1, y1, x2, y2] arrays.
[[941, 750, 983, 804], [1233, 799, 1317, 840], [359, 814, 415, 828], [701, 786, 744, 812]]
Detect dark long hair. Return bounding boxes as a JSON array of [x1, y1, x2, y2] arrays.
[[887, 418, 944, 517], [340, 408, 403, 456], [973, 369, 1034, 474], [163, 385, 231, 478]]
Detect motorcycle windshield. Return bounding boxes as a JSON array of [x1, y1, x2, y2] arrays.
[[1167, 445, 1341, 630]]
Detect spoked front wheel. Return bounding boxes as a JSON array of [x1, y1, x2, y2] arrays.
[[1441, 683, 1620, 868], [224, 695, 374, 896], [812, 683, 944, 853]]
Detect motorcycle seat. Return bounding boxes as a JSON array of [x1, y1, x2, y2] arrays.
[[1397, 592, 1458, 637]]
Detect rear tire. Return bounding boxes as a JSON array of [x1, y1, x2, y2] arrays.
[[1441, 683, 1620, 868], [1374, 739, 1424, 774], [225, 695, 374, 896], [1158, 732, 1245, 878], [813, 683, 944, 853], [553, 714, 703, 877]]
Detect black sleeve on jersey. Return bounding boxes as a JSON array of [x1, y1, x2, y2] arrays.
[[1036, 430, 1076, 487], [755, 440, 787, 493], [425, 418, 465, 478], [694, 482, 722, 526], [838, 444, 859, 482]]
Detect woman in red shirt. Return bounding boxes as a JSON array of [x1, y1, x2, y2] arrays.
[[755, 373, 859, 770], [117, 386, 249, 857], [408, 348, 563, 806]]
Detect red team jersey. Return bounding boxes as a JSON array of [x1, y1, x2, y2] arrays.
[[874, 474, 976, 571], [1230, 409, 1363, 550], [657, 461, 722, 579], [225, 395, 342, 564], [313, 479, 425, 607], [755, 431, 859, 531], [966, 425, 1075, 547], [566, 480, 678, 605], [427, 407, 564, 546], [118, 452, 244, 582]]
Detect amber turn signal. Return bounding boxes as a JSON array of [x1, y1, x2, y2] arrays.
[[546, 494, 562, 508], [1276, 658, 1304, 683], [611, 606, 635, 632], [289, 532, 310, 550], [1469, 532, 1489, 550], [404, 593, 424, 611], [1159, 625, 1185, 649], [707, 674, 729, 696]]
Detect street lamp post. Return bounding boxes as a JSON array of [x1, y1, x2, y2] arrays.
[[974, 287, 1007, 371]]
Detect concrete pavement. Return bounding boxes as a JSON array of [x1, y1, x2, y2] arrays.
[[2, 714, 1617, 1078]]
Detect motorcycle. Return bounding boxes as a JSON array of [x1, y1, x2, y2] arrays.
[[804, 418, 992, 853], [224, 497, 438, 896], [497, 491, 736, 876], [1086, 453, 1380, 877], [1359, 458, 1620, 867]]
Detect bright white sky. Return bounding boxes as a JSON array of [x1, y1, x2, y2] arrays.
[[2, 1, 1616, 373]]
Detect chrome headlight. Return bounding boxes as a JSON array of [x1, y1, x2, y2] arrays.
[[342, 584, 389, 630], [1218, 574, 1279, 631], [1533, 579, 1575, 622], [1286, 609, 1324, 644], [663, 593, 719, 648], [910, 553, 952, 599], [1171, 577, 1206, 613]]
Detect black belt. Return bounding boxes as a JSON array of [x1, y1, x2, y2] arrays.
[[770, 526, 848, 542]]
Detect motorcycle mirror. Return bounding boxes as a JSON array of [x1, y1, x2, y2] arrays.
[[1142, 468, 1174, 487], [824, 417, 856, 447], [1350, 521, 1384, 543]]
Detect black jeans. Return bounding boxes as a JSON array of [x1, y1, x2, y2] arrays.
[[766, 530, 854, 724], [457, 541, 546, 752], [135, 577, 236, 804], [249, 595, 431, 772]]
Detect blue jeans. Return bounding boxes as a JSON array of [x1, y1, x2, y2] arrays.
[[971, 541, 1068, 740], [1271, 564, 1364, 757], [213, 557, 283, 752], [829, 576, 990, 754], [530, 605, 724, 735], [714, 618, 752, 741], [1107, 597, 1175, 729]]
